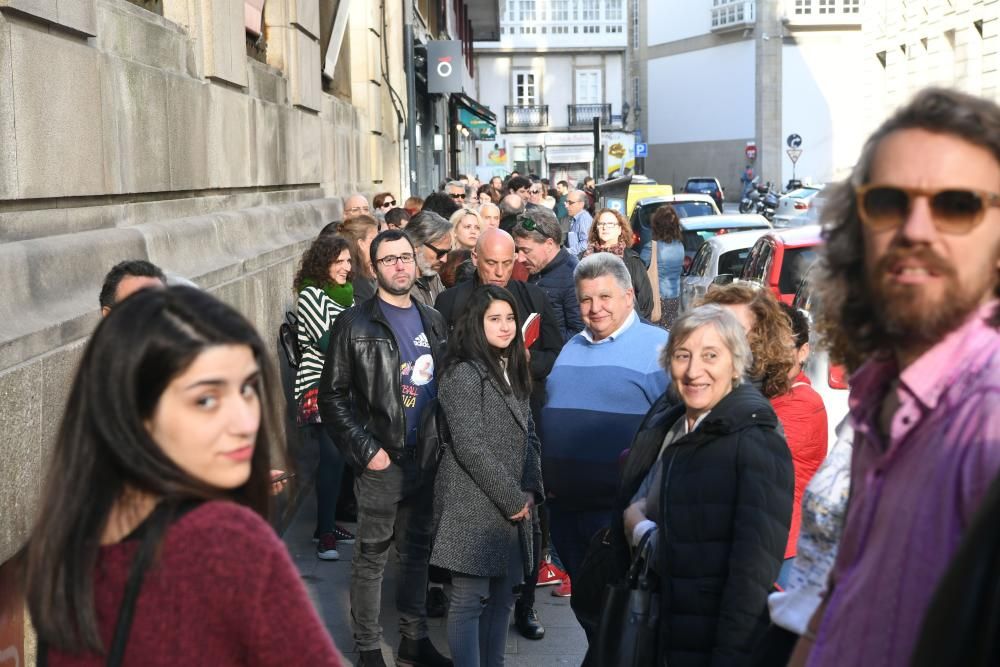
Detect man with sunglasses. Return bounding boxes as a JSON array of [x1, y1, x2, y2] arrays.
[[513, 207, 585, 341], [403, 211, 454, 307], [565, 190, 594, 257], [320, 229, 451, 667], [791, 88, 1000, 667], [444, 180, 467, 204]]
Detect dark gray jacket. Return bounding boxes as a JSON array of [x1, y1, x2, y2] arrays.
[[430, 360, 544, 578]]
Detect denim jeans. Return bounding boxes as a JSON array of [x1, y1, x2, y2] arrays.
[[546, 503, 613, 579], [351, 455, 434, 651], [447, 536, 523, 667], [300, 424, 344, 535]]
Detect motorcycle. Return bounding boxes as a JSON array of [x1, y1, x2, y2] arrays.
[[739, 178, 760, 214], [761, 183, 780, 221]]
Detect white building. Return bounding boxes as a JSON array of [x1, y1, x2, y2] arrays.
[[473, 0, 633, 184], [630, 0, 866, 198]]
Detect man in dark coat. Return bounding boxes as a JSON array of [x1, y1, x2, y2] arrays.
[[434, 227, 563, 641], [510, 207, 585, 341]]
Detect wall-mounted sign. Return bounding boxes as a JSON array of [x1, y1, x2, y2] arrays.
[[458, 108, 496, 140], [427, 41, 463, 94], [745, 142, 757, 161]]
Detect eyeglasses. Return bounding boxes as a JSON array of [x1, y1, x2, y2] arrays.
[[517, 215, 538, 232], [375, 253, 416, 267], [567, 199, 583, 206], [855, 184, 1000, 233], [596, 222, 620, 229], [346, 205, 370, 214], [529, 189, 542, 195], [425, 242, 451, 259], [449, 192, 466, 200], [381, 200, 396, 208]]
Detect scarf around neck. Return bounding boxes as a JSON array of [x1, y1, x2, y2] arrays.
[[301, 278, 354, 308], [582, 240, 627, 259]]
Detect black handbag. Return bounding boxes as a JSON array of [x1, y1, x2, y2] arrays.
[[593, 530, 661, 667]]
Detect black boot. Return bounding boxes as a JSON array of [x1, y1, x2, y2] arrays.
[[397, 637, 453, 667], [357, 648, 388, 667], [514, 601, 546, 640]]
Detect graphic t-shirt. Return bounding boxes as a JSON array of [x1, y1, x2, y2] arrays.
[[380, 299, 436, 447]]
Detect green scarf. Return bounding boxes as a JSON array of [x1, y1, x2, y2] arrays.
[[301, 278, 354, 308]]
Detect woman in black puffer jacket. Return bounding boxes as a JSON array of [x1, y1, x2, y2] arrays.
[[618, 304, 793, 667]]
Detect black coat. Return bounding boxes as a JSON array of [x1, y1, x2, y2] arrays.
[[526, 248, 584, 342], [318, 297, 448, 471], [434, 277, 563, 416], [623, 247, 655, 320], [617, 384, 793, 667]]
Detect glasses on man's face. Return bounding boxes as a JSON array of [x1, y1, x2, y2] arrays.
[[855, 184, 1000, 233], [381, 200, 396, 208], [347, 205, 370, 215], [567, 199, 582, 207], [375, 253, 416, 267], [426, 242, 451, 259], [529, 189, 542, 195], [449, 192, 466, 200]]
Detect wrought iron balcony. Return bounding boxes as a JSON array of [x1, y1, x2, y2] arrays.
[[568, 104, 612, 128], [504, 105, 549, 130]]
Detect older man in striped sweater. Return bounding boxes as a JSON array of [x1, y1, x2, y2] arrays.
[[540, 253, 670, 581]]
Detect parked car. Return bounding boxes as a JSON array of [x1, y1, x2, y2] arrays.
[[684, 176, 726, 211], [630, 194, 721, 263], [773, 186, 824, 227], [737, 224, 822, 304], [679, 213, 772, 272], [679, 229, 772, 312], [594, 174, 674, 218], [793, 263, 849, 446]]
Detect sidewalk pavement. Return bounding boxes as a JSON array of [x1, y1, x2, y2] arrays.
[[283, 492, 588, 666]]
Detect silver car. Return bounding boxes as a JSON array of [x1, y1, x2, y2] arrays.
[[772, 186, 823, 228], [679, 229, 772, 312]]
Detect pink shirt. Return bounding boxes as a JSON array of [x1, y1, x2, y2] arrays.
[[808, 300, 1000, 667]]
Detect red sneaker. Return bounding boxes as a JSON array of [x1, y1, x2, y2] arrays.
[[551, 577, 572, 597], [547, 561, 569, 583], [536, 562, 563, 587]]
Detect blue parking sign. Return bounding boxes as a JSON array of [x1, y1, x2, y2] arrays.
[[635, 142, 648, 158]]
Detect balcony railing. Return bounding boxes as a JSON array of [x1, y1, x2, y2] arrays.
[[568, 104, 612, 127], [505, 105, 549, 129], [711, 0, 756, 32]]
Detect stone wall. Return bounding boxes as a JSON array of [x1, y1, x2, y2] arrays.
[[0, 0, 387, 565], [644, 138, 749, 202]]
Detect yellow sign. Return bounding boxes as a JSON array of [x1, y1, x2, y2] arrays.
[[609, 142, 626, 159]]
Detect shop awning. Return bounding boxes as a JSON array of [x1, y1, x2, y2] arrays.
[[545, 145, 595, 164], [455, 94, 497, 141]]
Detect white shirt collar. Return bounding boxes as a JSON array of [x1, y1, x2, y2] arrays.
[[581, 309, 638, 344]]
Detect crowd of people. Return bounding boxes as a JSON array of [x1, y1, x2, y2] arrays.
[[17, 86, 1000, 667]]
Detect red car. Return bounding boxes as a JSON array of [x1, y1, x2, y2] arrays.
[[738, 225, 822, 304]]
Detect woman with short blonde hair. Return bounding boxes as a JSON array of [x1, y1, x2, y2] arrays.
[[450, 207, 483, 251]]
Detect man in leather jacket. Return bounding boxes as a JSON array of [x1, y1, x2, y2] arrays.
[[319, 229, 451, 667]]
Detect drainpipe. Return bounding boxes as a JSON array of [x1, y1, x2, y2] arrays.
[[404, 24, 419, 196]]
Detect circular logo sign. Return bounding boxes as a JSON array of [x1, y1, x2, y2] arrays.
[[787, 134, 803, 148], [437, 59, 453, 78]]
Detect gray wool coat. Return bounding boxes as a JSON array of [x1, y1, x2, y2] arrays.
[[430, 360, 544, 578]]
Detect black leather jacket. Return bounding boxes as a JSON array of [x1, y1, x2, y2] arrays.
[[318, 296, 448, 471]]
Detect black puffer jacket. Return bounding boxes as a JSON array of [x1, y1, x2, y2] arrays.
[[618, 384, 793, 667], [526, 248, 584, 342], [318, 297, 448, 471]]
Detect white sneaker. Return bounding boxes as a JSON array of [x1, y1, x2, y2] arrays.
[[317, 533, 340, 560]]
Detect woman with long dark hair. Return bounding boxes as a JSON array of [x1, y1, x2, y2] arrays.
[[293, 234, 357, 560], [24, 286, 343, 666], [648, 204, 686, 328], [431, 285, 543, 667], [579, 207, 655, 319]]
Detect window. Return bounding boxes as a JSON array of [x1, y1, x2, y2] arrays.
[[575, 69, 602, 104], [581, 0, 599, 21], [795, 0, 812, 14], [513, 145, 544, 176], [514, 72, 537, 106], [843, 0, 860, 12], [818, 0, 835, 13], [552, 0, 569, 20], [606, 0, 623, 21]]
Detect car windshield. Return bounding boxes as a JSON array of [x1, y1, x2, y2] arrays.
[[671, 201, 717, 218], [685, 181, 716, 191], [779, 247, 819, 294]]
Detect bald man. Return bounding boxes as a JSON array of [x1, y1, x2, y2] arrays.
[[343, 193, 371, 219], [433, 227, 563, 640]]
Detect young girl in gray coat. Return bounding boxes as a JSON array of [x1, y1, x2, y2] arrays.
[[431, 285, 544, 667]]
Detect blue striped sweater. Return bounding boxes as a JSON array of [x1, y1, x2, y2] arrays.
[[541, 318, 670, 510]]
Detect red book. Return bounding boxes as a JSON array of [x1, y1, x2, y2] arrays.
[[522, 312, 541, 348]]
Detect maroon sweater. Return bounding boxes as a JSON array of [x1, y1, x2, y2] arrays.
[[48, 501, 343, 666]]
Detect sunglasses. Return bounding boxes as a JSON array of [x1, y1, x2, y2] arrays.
[[449, 192, 466, 200], [426, 242, 451, 259], [381, 200, 396, 208], [855, 184, 1000, 233]]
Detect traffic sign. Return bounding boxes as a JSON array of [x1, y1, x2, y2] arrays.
[[787, 134, 803, 149], [786, 148, 803, 163], [635, 142, 648, 158]]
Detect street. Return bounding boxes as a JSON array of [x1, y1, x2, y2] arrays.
[[283, 491, 588, 667]]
